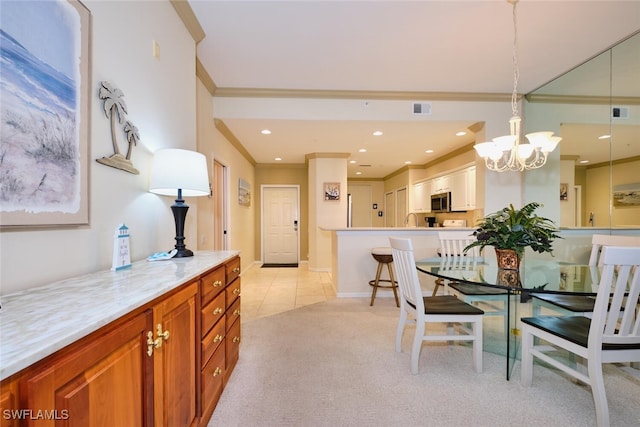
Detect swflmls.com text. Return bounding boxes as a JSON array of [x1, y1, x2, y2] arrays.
[[2, 409, 70, 420]]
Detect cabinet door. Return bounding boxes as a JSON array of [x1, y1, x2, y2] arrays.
[[23, 311, 154, 427], [1, 381, 18, 427], [153, 282, 198, 427], [449, 170, 467, 211], [466, 166, 476, 209], [409, 182, 425, 212]]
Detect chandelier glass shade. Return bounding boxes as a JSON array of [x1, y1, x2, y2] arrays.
[[474, 0, 561, 172]]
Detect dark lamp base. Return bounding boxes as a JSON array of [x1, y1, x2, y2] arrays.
[[173, 248, 194, 258]]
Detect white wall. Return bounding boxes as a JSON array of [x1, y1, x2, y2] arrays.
[[1, 1, 197, 294]]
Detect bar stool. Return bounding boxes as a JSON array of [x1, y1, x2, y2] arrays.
[[369, 247, 399, 307]]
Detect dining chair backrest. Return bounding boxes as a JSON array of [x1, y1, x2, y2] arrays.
[[589, 234, 640, 266], [438, 230, 479, 271], [589, 246, 640, 350], [389, 237, 423, 313]]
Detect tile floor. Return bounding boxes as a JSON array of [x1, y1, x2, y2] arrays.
[[240, 262, 337, 322]]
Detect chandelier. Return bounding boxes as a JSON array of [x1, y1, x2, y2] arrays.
[[474, 0, 561, 172]]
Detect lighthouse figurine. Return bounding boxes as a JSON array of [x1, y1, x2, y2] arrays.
[[112, 224, 132, 271]]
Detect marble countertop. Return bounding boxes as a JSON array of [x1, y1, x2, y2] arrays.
[[0, 251, 239, 381]]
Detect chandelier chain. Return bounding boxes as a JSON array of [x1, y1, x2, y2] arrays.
[[511, 0, 519, 118]]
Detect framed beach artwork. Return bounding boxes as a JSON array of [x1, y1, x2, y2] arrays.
[[0, 0, 91, 227], [613, 182, 640, 207], [238, 178, 251, 206], [559, 183, 568, 201], [324, 182, 340, 201]]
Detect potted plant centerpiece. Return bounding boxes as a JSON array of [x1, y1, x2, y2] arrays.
[[463, 202, 560, 270]]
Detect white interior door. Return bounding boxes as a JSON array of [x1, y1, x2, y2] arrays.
[[262, 186, 299, 264], [385, 191, 395, 227], [350, 185, 372, 227], [396, 187, 408, 227]]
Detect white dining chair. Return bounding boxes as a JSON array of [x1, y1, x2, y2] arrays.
[[532, 234, 640, 317], [520, 246, 640, 427], [435, 231, 508, 319], [389, 237, 484, 374]]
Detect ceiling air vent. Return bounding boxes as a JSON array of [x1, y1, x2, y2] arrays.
[[412, 102, 432, 116], [359, 164, 371, 167], [612, 106, 629, 119]]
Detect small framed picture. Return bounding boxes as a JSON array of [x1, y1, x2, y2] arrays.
[[324, 182, 340, 201], [560, 183, 568, 201]]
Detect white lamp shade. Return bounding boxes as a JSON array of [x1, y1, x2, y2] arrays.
[[149, 149, 210, 197]]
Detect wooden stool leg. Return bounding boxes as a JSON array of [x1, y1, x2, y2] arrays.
[[387, 262, 399, 307], [370, 262, 383, 306], [432, 278, 444, 297]]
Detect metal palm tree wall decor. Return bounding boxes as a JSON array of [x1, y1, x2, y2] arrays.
[[96, 81, 140, 174]]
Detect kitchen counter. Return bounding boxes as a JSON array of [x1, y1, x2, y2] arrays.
[[323, 227, 450, 297], [0, 250, 239, 380]]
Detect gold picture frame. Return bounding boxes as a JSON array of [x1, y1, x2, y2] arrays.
[[0, 0, 91, 227]]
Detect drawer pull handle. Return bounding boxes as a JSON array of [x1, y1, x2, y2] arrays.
[[233, 336, 240, 343], [213, 307, 223, 315], [212, 280, 223, 287], [214, 334, 224, 343], [233, 288, 241, 295], [213, 367, 222, 377], [232, 267, 240, 273], [233, 309, 241, 316]]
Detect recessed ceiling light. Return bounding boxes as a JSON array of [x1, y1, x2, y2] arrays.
[[349, 160, 357, 164], [274, 157, 282, 161], [425, 149, 434, 154], [359, 148, 367, 153], [456, 131, 467, 136], [579, 160, 589, 164], [373, 131, 383, 136], [261, 129, 271, 135], [598, 134, 611, 140], [405, 161, 412, 164], [356, 171, 362, 175]]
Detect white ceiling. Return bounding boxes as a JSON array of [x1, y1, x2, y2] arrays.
[[188, 0, 640, 177]]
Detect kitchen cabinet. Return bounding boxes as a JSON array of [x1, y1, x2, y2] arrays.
[[450, 166, 476, 211], [1, 380, 18, 427], [409, 180, 431, 213], [431, 176, 451, 195]]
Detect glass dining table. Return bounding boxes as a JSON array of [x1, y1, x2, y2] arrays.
[[415, 257, 597, 380]]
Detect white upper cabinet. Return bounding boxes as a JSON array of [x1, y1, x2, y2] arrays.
[[410, 180, 431, 213], [450, 166, 476, 211], [431, 176, 451, 194]]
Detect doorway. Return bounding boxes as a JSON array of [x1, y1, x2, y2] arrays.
[[261, 185, 300, 265], [212, 159, 229, 250]]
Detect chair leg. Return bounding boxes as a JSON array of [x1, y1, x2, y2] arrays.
[[411, 321, 425, 374], [520, 327, 534, 387], [370, 262, 383, 306], [387, 262, 400, 307], [589, 358, 610, 427], [432, 278, 443, 296], [396, 309, 407, 352], [473, 319, 483, 373]]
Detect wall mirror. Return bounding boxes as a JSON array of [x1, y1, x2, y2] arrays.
[[525, 31, 640, 229]]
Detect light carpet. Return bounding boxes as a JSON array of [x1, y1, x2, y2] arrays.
[[208, 298, 640, 427]]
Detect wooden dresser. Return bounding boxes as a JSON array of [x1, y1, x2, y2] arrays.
[[0, 252, 240, 427]]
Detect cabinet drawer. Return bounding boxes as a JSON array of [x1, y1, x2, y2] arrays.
[[225, 257, 241, 285], [201, 345, 225, 418], [202, 291, 226, 337], [201, 266, 226, 306], [224, 318, 241, 386], [226, 278, 241, 308], [226, 297, 241, 333], [202, 317, 225, 366]]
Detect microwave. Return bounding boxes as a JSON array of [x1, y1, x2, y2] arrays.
[[431, 192, 451, 213]]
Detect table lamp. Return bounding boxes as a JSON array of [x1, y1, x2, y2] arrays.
[[149, 148, 209, 258]]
